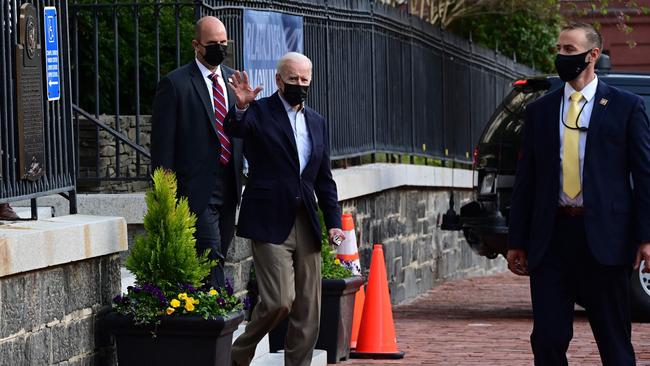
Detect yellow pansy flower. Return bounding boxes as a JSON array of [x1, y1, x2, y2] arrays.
[[185, 302, 195, 312], [166, 307, 175, 315], [170, 299, 180, 308], [209, 289, 218, 296], [334, 259, 341, 265], [178, 293, 188, 300], [187, 297, 199, 305]]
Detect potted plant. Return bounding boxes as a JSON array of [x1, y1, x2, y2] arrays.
[[269, 212, 364, 363], [103, 168, 244, 366]]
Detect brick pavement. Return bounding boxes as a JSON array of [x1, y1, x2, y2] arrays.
[[341, 272, 650, 365]]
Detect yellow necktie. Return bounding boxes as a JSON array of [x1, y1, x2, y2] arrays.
[[562, 91, 583, 198]]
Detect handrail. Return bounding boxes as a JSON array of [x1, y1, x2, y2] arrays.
[[72, 104, 151, 159]]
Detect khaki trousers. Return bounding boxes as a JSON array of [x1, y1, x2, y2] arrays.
[[231, 210, 321, 366]]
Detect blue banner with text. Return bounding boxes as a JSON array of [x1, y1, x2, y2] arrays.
[[243, 10, 303, 98]]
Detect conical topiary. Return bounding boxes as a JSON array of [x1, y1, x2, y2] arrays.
[[126, 168, 215, 292]]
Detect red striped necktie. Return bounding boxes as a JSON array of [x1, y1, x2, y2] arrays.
[[209, 72, 231, 165]]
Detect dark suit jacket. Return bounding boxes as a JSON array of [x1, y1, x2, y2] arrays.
[[151, 61, 244, 216], [508, 80, 650, 270], [223, 92, 341, 245]]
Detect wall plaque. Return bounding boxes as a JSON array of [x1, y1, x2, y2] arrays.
[[15, 3, 45, 181]]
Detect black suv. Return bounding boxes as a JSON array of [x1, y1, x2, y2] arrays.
[[445, 63, 650, 318]]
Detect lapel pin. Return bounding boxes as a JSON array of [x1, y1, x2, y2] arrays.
[[599, 98, 608, 106]]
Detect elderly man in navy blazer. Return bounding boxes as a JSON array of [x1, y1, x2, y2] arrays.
[[508, 22, 650, 365], [224, 52, 344, 366]]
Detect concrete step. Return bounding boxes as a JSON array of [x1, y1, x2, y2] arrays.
[[120, 267, 135, 293], [232, 326, 326, 366], [249, 349, 327, 366], [0, 206, 54, 220], [232, 324, 270, 361]]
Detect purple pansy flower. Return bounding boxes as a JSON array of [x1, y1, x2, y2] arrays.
[[180, 283, 197, 294]]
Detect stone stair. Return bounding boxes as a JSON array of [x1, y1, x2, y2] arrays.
[[12, 206, 53, 219], [232, 325, 327, 366]]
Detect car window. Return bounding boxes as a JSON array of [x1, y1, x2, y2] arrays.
[[480, 90, 546, 144]]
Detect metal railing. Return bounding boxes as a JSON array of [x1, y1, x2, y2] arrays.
[[69, 0, 535, 188], [1, 1, 76, 215]]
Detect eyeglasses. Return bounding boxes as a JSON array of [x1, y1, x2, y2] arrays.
[[560, 96, 589, 132]]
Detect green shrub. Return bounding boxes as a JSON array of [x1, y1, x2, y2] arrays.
[[126, 168, 215, 292], [116, 168, 242, 327]]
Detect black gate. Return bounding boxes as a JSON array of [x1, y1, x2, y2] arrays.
[[199, 1, 535, 161], [1, 1, 76, 215], [68, 0, 536, 188]]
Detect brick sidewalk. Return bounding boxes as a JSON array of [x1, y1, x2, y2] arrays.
[[341, 272, 650, 365]]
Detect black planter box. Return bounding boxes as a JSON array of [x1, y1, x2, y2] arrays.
[[269, 276, 364, 363], [103, 310, 244, 366]]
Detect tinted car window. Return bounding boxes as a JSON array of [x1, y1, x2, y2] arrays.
[[476, 89, 545, 172], [481, 91, 535, 143]]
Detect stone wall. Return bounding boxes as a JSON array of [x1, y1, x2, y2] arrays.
[[0, 255, 121, 366], [77, 115, 152, 193], [0, 215, 127, 366], [341, 187, 506, 304], [222, 187, 506, 304]]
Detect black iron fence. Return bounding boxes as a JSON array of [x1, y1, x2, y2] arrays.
[[69, 0, 535, 188], [1, 0, 76, 213]]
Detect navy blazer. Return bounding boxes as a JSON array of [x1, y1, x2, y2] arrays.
[[224, 92, 341, 245], [151, 61, 244, 217], [508, 80, 650, 270]]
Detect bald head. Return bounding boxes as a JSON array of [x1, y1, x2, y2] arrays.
[[193, 16, 227, 45], [192, 16, 228, 70]]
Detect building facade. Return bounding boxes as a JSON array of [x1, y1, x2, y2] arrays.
[[564, 0, 650, 72]]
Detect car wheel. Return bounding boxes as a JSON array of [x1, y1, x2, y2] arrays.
[[630, 260, 650, 322]]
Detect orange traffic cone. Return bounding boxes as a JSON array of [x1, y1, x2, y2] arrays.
[[350, 244, 404, 359], [350, 284, 365, 349], [337, 213, 361, 275]]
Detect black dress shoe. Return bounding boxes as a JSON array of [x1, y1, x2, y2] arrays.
[[0, 203, 20, 220]]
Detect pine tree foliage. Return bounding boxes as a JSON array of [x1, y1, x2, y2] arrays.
[[126, 168, 215, 292]]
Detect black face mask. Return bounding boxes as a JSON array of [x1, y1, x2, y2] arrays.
[[555, 49, 592, 82], [282, 82, 309, 106], [200, 43, 227, 67]]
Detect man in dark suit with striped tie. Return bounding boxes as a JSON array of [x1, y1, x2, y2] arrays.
[[151, 16, 244, 288]]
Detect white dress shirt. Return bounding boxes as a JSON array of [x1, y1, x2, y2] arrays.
[[278, 94, 312, 174], [558, 75, 598, 207], [235, 93, 312, 174], [195, 59, 228, 108]]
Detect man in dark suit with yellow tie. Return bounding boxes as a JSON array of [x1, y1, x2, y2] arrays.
[[508, 22, 650, 365], [150, 16, 244, 289]]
